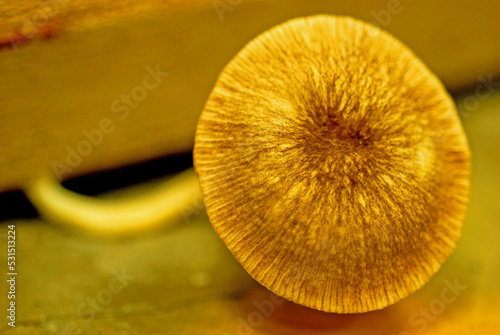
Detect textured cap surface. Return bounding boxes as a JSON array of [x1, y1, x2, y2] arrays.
[[194, 15, 470, 313]]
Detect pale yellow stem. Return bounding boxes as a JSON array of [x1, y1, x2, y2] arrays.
[[24, 168, 202, 236]]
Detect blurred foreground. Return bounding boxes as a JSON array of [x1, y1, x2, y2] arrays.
[[1, 91, 499, 334]]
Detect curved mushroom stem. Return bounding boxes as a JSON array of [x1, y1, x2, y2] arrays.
[[24, 168, 202, 236]]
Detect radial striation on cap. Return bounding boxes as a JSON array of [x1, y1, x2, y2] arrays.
[[194, 15, 470, 313]]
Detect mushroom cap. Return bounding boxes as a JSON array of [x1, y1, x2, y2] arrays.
[[193, 15, 470, 313]]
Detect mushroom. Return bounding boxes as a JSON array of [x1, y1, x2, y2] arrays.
[[25, 14, 470, 314], [193, 15, 470, 313]]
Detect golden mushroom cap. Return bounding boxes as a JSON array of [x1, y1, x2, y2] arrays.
[[194, 15, 470, 313]]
